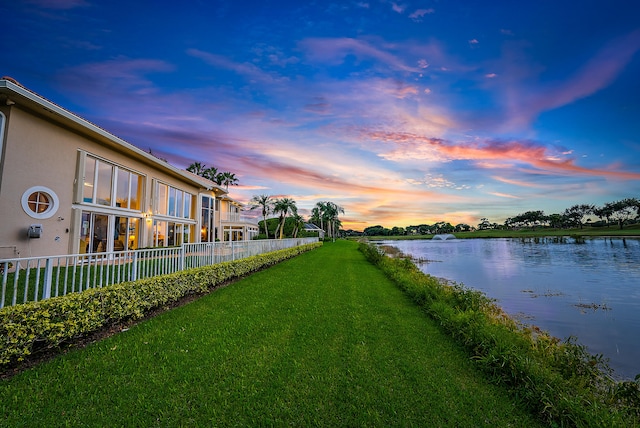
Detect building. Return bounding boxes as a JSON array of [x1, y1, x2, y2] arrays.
[[0, 77, 258, 259]]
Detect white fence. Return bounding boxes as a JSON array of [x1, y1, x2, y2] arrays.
[[0, 238, 318, 308]]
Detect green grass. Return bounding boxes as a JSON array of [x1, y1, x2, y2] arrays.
[[0, 241, 543, 427]]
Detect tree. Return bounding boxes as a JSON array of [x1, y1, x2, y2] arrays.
[[291, 213, 304, 238], [594, 204, 614, 227], [477, 218, 491, 230], [186, 162, 218, 182], [609, 198, 640, 229], [311, 201, 344, 240], [216, 171, 239, 190], [564, 204, 594, 229], [547, 213, 567, 229], [323, 202, 344, 240], [273, 198, 297, 239], [249, 194, 273, 238]]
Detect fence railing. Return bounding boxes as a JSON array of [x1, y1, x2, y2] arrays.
[[0, 237, 318, 308]]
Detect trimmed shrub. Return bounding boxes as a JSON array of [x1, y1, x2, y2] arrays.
[[0, 242, 322, 367]]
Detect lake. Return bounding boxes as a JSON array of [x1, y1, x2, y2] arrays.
[[378, 237, 640, 380]]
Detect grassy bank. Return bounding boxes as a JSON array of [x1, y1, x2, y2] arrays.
[[1, 241, 544, 426], [359, 241, 640, 427], [365, 224, 640, 240]]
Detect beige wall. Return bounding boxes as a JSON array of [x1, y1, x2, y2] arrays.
[[0, 104, 203, 257]]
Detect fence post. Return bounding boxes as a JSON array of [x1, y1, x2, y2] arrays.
[[43, 258, 53, 300], [131, 251, 138, 282], [179, 245, 185, 272], [231, 241, 235, 261]]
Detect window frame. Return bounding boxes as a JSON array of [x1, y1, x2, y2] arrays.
[[82, 154, 144, 212], [154, 180, 195, 220], [21, 186, 60, 219]]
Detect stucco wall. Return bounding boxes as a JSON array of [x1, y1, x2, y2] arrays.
[[0, 105, 203, 257]]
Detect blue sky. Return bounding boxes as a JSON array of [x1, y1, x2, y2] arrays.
[[2, 0, 640, 229]]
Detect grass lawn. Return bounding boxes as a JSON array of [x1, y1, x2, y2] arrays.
[[0, 240, 544, 426]]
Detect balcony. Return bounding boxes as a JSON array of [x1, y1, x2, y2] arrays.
[[220, 213, 259, 225]]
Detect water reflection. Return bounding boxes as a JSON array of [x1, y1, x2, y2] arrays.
[[381, 237, 640, 380]]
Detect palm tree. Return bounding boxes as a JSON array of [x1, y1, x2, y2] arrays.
[[312, 201, 344, 240], [202, 166, 218, 182], [291, 213, 304, 238], [312, 201, 328, 234], [187, 162, 218, 183], [324, 202, 344, 240], [186, 162, 207, 176], [273, 197, 297, 239], [216, 172, 239, 190], [249, 194, 273, 238]]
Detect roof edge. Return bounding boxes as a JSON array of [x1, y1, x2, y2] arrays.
[[0, 77, 217, 192]]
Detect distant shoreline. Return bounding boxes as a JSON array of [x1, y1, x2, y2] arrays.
[[360, 226, 640, 241]]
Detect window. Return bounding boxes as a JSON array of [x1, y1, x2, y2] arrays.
[[83, 155, 143, 210], [155, 181, 194, 219], [152, 221, 191, 247], [201, 195, 216, 242], [79, 211, 140, 253], [21, 186, 59, 219]]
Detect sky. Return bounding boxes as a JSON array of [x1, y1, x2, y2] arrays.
[[2, 0, 640, 230]]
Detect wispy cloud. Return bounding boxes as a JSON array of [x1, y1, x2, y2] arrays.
[[299, 37, 421, 72], [391, 2, 406, 14], [502, 29, 640, 128], [363, 131, 640, 179], [409, 8, 435, 22], [25, 0, 89, 9], [187, 48, 281, 83], [58, 58, 174, 96]]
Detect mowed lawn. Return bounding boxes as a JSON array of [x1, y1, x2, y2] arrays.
[[1, 240, 543, 427]]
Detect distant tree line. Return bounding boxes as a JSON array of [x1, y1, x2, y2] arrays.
[[362, 197, 640, 236]]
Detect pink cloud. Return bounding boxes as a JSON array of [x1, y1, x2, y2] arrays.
[[364, 131, 640, 179], [299, 37, 420, 72], [504, 29, 640, 128]]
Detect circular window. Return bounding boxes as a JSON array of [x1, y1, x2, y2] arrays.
[[21, 186, 59, 219]]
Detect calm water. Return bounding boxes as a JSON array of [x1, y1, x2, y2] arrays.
[[380, 237, 640, 380]]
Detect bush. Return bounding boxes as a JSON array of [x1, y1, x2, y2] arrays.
[[358, 241, 640, 427], [0, 242, 322, 367]]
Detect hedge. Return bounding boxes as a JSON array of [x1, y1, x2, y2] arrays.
[[0, 242, 322, 367]]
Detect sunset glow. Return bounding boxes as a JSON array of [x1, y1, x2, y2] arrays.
[[3, 0, 639, 229]]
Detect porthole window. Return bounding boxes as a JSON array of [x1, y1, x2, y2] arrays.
[[21, 186, 59, 219]]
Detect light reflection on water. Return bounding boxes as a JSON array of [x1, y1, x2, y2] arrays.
[[380, 237, 640, 380]]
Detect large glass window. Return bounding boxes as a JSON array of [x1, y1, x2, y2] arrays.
[[96, 161, 113, 206], [116, 168, 130, 208], [168, 187, 176, 216], [201, 195, 216, 242], [183, 193, 192, 219], [83, 155, 143, 211], [152, 220, 192, 247], [155, 181, 194, 219], [83, 156, 95, 203], [79, 211, 140, 253]]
